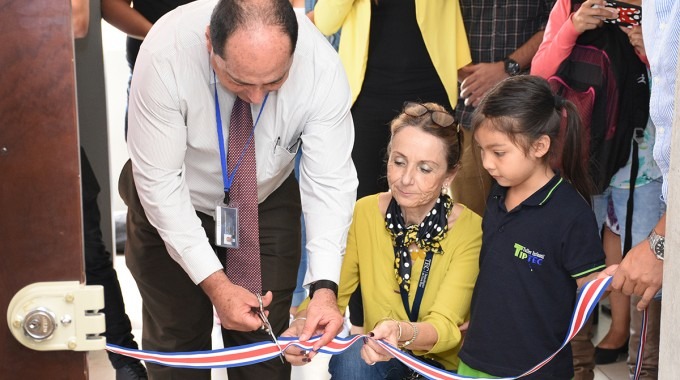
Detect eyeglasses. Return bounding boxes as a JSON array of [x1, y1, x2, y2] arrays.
[[402, 101, 463, 164], [403, 102, 457, 129]]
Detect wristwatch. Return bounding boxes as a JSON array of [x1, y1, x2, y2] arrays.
[[503, 57, 521, 76], [309, 280, 338, 298], [647, 229, 665, 260]]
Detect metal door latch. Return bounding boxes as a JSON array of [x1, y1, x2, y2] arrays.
[[6, 281, 105, 351]]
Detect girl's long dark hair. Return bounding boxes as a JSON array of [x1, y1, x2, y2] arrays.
[[470, 75, 594, 200]]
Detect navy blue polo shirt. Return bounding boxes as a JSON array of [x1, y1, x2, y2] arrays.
[[459, 174, 605, 379]]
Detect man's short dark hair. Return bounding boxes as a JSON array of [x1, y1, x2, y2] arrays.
[[209, 0, 298, 58]]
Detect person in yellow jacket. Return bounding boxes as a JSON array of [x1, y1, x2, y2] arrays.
[[310, 0, 471, 332], [283, 103, 481, 378]]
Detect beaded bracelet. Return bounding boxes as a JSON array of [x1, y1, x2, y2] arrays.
[[400, 321, 418, 348], [375, 317, 402, 342]]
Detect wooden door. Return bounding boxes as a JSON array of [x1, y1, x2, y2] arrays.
[[0, 0, 88, 378]]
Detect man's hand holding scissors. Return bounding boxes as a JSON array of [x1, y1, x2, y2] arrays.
[[201, 271, 271, 332]]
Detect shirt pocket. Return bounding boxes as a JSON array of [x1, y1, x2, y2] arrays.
[[266, 135, 300, 177]]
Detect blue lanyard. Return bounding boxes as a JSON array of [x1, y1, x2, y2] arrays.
[[214, 72, 268, 204], [400, 251, 433, 322]]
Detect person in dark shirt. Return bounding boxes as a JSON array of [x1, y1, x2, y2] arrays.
[[458, 76, 608, 379]]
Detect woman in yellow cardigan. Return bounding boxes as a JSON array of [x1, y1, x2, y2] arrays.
[[284, 103, 481, 378], [311, 0, 472, 333]]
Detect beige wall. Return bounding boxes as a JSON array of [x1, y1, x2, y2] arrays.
[[658, 47, 680, 379]]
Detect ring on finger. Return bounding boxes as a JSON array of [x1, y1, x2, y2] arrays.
[[369, 361, 376, 366]]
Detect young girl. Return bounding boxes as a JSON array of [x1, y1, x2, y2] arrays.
[[457, 75, 606, 379]]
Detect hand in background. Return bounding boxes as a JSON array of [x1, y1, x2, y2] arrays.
[[571, 0, 618, 34], [620, 25, 647, 61], [459, 62, 507, 108], [101, 0, 153, 40], [71, 0, 90, 39]]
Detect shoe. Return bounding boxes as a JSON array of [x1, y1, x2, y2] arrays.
[[116, 361, 148, 380], [594, 339, 629, 365]]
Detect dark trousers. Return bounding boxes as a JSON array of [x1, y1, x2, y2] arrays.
[[119, 160, 301, 380], [81, 148, 139, 369]]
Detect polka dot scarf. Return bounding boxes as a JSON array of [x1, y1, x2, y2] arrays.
[[385, 194, 452, 293]]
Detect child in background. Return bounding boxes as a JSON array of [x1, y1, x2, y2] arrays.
[[457, 75, 607, 379]]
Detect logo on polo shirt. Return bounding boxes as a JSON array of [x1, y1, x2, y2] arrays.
[[513, 243, 545, 270]]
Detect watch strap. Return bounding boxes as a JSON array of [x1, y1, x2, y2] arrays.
[[309, 280, 338, 298], [648, 229, 665, 260], [503, 57, 521, 76]]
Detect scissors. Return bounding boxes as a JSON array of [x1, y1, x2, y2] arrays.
[[254, 293, 285, 363]]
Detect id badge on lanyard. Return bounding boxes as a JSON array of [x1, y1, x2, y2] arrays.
[[215, 202, 239, 248]]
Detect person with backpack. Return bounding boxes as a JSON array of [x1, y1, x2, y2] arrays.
[[531, 0, 664, 377]]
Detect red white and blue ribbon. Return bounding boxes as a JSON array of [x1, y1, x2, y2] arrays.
[[106, 335, 364, 370], [106, 276, 646, 379], [633, 306, 648, 380]]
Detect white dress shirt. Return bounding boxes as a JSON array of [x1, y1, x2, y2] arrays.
[[127, 0, 358, 286], [642, 0, 680, 202]]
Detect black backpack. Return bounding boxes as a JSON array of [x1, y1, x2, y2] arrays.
[[547, 0, 650, 252]]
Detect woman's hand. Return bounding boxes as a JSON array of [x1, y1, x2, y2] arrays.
[[281, 316, 315, 366], [571, 0, 618, 34], [360, 320, 400, 365]]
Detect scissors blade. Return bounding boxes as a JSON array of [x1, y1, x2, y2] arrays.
[[268, 330, 285, 363], [255, 294, 285, 363]]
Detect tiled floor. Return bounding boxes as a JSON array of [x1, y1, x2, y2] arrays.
[[87, 254, 630, 379]]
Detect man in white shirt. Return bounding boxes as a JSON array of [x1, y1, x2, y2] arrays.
[[118, 0, 357, 378], [611, 0, 679, 377]]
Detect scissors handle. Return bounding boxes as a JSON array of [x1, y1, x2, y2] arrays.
[[252, 294, 269, 331]]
